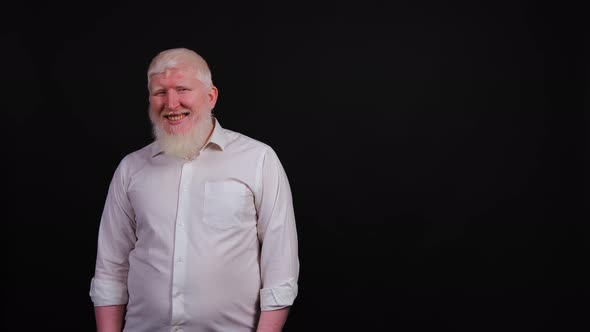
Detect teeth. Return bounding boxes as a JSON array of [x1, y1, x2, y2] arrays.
[[166, 114, 186, 121]]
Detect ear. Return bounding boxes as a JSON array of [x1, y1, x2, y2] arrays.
[[208, 86, 219, 108]]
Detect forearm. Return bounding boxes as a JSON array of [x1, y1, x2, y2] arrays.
[[256, 307, 290, 332], [95, 305, 125, 332]]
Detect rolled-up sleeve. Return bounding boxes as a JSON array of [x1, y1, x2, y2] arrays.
[[255, 147, 300, 311], [89, 158, 137, 306]]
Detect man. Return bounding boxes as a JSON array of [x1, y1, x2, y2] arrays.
[[89, 48, 299, 332]]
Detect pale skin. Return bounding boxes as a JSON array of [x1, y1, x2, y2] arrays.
[[257, 307, 291, 332], [95, 305, 124, 332], [95, 59, 290, 332], [148, 66, 217, 139]]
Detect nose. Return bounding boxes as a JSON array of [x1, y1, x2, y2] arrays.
[[166, 90, 180, 110]]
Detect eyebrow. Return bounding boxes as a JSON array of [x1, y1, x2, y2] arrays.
[[150, 84, 192, 93]]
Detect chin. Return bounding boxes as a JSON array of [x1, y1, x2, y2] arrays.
[[151, 112, 213, 159]]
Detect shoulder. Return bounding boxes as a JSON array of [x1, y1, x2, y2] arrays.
[[116, 141, 158, 174], [220, 128, 289, 175], [221, 127, 275, 155]]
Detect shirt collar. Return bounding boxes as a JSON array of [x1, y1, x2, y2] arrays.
[[151, 117, 227, 158], [207, 117, 227, 151]]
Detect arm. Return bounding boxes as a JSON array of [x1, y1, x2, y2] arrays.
[[256, 307, 290, 332], [255, 147, 300, 328], [95, 305, 125, 332], [89, 160, 137, 329]]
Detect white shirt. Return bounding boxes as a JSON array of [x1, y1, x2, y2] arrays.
[[90, 119, 299, 332]]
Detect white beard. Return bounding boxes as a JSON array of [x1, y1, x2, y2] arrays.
[[151, 111, 213, 159]]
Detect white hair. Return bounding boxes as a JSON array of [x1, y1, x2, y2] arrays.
[[147, 48, 213, 88], [149, 106, 213, 159]]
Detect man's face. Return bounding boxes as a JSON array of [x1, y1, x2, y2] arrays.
[[148, 67, 217, 135]]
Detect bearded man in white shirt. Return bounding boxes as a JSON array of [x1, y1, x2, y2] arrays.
[[89, 48, 299, 332]]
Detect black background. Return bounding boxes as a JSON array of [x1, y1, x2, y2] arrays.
[[3, 0, 589, 331]]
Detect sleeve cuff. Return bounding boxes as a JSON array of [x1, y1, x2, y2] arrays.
[[259, 278, 298, 311], [89, 277, 129, 306]]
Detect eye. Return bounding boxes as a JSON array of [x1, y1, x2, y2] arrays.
[[177, 87, 190, 92], [153, 90, 166, 96]]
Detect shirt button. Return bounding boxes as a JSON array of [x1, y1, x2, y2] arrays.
[[177, 257, 183, 262], [174, 291, 181, 297]]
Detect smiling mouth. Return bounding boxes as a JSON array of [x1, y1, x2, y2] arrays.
[[164, 111, 190, 121]]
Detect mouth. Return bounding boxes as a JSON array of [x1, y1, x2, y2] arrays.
[[163, 111, 190, 123]]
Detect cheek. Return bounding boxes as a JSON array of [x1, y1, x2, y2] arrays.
[[178, 97, 193, 108], [149, 100, 163, 111], [180, 94, 207, 110], [148, 106, 163, 122]]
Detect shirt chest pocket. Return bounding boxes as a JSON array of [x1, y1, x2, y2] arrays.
[[203, 181, 251, 229]]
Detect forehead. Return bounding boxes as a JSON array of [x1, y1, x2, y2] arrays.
[[149, 67, 198, 88]]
